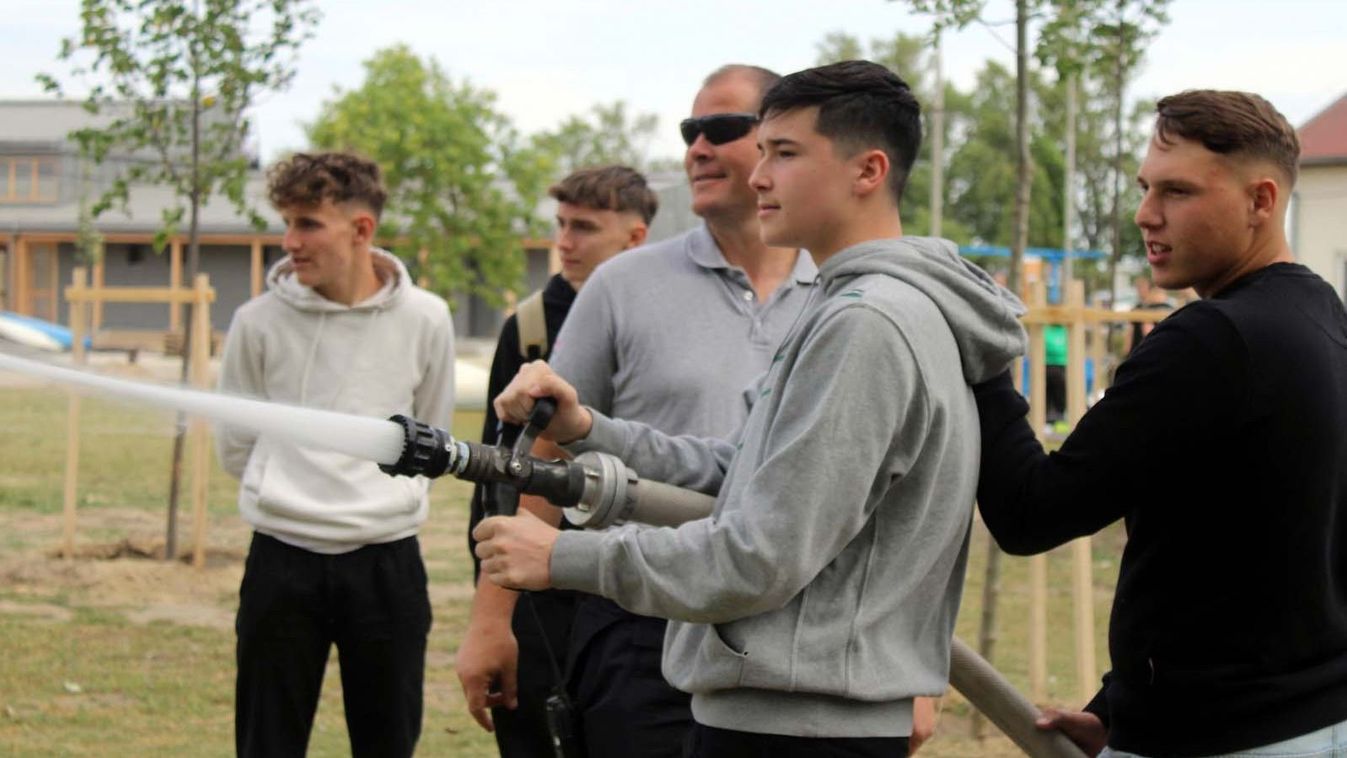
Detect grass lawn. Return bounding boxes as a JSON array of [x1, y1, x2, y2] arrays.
[[0, 384, 1124, 756]]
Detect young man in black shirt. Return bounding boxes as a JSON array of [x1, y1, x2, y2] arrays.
[[457, 165, 657, 757], [974, 90, 1347, 756]]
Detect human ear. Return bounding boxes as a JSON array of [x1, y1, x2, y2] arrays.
[[351, 212, 377, 245], [854, 149, 890, 198], [1248, 177, 1278, 222], [626, 222, 649, 249]]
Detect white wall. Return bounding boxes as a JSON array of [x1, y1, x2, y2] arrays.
[[1295, 163, 1347, 300]]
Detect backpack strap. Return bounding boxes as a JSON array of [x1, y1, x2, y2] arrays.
[[515, 288, 548, 361]]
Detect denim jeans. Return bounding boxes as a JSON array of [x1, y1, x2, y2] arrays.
[[1100, 719, 1347, 758]]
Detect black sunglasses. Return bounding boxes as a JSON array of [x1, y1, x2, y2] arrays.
[[680, 112, 759, 147]]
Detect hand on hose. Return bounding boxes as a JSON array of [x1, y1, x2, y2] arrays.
[[1037, 708, 1107, 756], [474, 508, 560, 592], [455, 613, 519, 732], [493, 360, 592, 444]]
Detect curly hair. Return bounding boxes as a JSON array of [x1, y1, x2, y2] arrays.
[[267, 151, 388, 217]]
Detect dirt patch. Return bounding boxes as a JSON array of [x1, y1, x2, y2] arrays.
[[125, 603, 235, 630], [0, 599, 74, 623], [51, 536, 245, 567], [0, 507, 247, 630]]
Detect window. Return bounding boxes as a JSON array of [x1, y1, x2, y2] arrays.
[[1, 157, 60, 203]]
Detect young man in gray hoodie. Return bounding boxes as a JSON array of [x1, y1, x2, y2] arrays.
[[217, 152, 455, 757], [476, 61, 1026, 757]]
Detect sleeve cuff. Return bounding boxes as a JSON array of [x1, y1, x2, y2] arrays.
[[562, 407, 627, 457], [549, 529, 606, 593], [972, 370, 1030, 437], [1082, 675, 1111, 729]]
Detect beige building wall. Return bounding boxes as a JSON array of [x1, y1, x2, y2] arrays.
[[1294, 164, 1347, 299]]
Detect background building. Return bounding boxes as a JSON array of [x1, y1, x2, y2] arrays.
[[1294, 93, 1347, 301], [0, 100, 626, 347]]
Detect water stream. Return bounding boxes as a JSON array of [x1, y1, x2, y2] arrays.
[[0, 353, 407, 466]]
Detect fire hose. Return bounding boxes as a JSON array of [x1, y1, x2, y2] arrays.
[[381, 399, 1088, 758]]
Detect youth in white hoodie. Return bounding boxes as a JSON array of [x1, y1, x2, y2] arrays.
[[216, 249, 455, 554]]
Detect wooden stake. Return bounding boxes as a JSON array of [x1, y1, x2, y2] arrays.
[[61, 267, 89, 559], [189, 274, 212, 569], [1066, 280, 1098, 701], [1027, 280, 1049, 702], [92, 257, 105, 331], [169, 238, 183, 332], [16, 237, 31, 315], [250, 238, 263, 298]]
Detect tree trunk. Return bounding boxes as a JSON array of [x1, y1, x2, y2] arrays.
[[971, 538, 1003, 739], [166, 34, 203, 560], [930, 32, 944, 238], [977, 0, 1032, 736], [1107, 2, 1126, 309], [1009, 0, 1032, 295], [1063, 73, 1078, 286]]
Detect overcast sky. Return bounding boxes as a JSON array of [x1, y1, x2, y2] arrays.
[[3, 0, 1344, 163]]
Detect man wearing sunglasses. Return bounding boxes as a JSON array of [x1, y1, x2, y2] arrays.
[[454, 64, 816, 757], [478, 61, 1026, 758]]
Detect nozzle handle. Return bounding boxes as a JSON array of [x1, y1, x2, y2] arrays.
[[494, 397, 561, 517], [511, 397, 557, 460]]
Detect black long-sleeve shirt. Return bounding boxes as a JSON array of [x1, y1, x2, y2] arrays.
[[975, 263, 1347, 756], [469, 273, 576, 573]]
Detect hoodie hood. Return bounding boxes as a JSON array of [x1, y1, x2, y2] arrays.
[[819, 236, 1027, 383], [266, 248, 410, 312]]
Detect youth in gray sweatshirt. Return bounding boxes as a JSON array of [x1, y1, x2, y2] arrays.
[[549, 236, 1026, 738]]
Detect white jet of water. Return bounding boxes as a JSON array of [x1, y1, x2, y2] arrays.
[[0, 353, 408, 466]]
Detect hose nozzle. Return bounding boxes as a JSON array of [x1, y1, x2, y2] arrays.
[[379, 414, 462, 478]]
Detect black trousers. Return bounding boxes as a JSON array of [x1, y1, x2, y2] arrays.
[[1045, 364, 1067, 422], [491, 590, 577, 758], [683, 723, 910, 758], [568, 616, 692, 758], [235, 532, 432, 758]]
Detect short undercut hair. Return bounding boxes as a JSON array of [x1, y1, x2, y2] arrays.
[[1155, 90, 1300, 186], [548, 165, 659, 225], [759, 60, 922, 203], [267, 151, 388, 218]]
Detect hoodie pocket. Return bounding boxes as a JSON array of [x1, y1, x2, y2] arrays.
[[682, 622, 749, 690]]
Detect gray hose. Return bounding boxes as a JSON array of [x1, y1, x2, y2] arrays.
[[949, 637, 1089, 758], [562, 451, 716, 529], [628, 478, 716, 527], [565, 466, 1090, 757]]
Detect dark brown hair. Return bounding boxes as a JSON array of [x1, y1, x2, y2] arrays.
[[548, 165, 659, 225], [1154, 90, 1300, 186], [760, 60, 921, 203], [267, 151, 388, 217]]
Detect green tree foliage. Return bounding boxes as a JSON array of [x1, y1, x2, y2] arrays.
[[842, 4, 1168, 276], [39, 0, 319, 257], [811, 24, 1160, 295], [1068, 0, 1170, 297], [40, 0, 320, 559], [532, 101, 662, 178], [950, 62, 1074, 250], [307, 45, 552, 307], [895, 0, 1036, 291]]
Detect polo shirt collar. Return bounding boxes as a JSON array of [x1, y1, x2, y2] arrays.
[[685, 223, 818, 285]]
